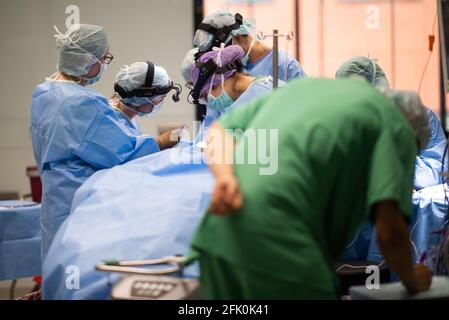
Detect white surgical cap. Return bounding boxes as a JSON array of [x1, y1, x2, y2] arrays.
[[181, 48, 199, 83], [384, 89, 431, 150], [194, 10, 255, 52], [115, 62, 171, 106], [231, 17, 257, 37], [54, 24, 109, 77]]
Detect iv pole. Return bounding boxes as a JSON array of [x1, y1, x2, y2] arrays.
[[258, 30, 294, 89]]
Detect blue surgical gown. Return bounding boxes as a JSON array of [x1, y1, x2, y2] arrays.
[[195, 76, 282, 143], [30, 80, 160, 258], [414, 108, 447, 190], [245, 50, 306, 82], [112, 108, 142, 136]]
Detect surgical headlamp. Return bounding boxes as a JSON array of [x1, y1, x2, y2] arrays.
[[194, 13, 244, 61], [189, 58, 244, 105], [114, 60, 182, 102]]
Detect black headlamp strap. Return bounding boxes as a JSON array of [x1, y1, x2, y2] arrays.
[[191, 59, 218, 102], [197, 13, 243, 35], [215, 60, 244, 74], [144, 61, 154, 87], [198, 23, 217, 34], [114, 60, 182, 101], [191, 58, 244, 103], [195, 13, 244, 60], [234, 13, 243, 25]]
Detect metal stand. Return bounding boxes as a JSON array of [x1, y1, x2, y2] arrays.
[[96, 255, 186, 276], [258, 30, 294, 89]]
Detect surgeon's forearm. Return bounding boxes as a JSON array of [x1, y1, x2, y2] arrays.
[[374, 202, 416, 289], [206, 122, 235, 179]]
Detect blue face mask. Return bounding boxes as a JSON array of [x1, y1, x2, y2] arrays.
[[84, 62, 107, 86], [234, 37, 255, 67], [207, 88, 234, 112], [137, 100, 164, 118], [205, 49, 235, 112]]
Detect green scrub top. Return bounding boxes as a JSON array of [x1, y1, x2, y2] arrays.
[[191, 78, 417, 298]]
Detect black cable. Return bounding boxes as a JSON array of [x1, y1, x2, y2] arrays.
[[193, 0, 206, 121]]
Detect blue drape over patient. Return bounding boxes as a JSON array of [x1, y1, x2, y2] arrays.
[[42, 147, 212, 299]]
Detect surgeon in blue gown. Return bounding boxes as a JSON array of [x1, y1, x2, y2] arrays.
[[189, 44, 284, 144], [336, 56, 447, 191], [336, 56, 448, 261], [31, 24, 170, 259], [193, 10, 306, 84]]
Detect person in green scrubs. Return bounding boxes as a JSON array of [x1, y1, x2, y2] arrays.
[[191, 78, 433, 299]]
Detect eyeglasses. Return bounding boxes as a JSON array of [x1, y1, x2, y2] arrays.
[[103, 53, 114, 65]]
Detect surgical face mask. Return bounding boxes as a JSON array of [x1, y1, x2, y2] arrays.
[[137, 100, 165, 118], [205, 47, 234, 112], [207, 82, 234, 112], [140, 101, 164, 118], [233, 36, 255, 67], [241, 37, 256, 67], [84, 61, 107, 86]]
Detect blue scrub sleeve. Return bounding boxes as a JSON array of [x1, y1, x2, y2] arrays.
[[74, 98, 160, 169], [287, 58, 307, 79], [414, 109, 447, 190]]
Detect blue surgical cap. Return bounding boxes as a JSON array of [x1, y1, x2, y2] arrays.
[[54, 24, 109, 77], [231, 17, 256, 37], [336, 56, 390, 88]]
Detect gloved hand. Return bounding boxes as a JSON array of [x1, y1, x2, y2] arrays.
[[170, 126, 187, 142], [156, 126, 186, 150]]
